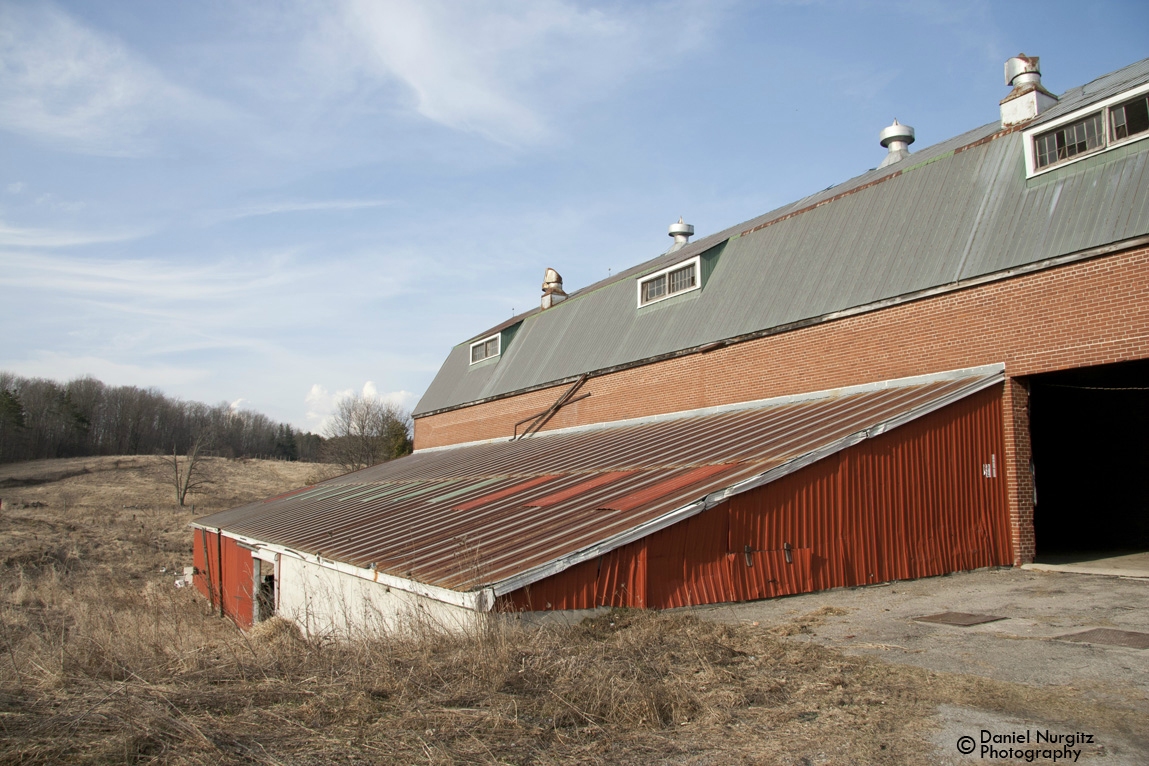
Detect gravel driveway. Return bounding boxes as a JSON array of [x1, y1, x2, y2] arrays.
[[692, 566, 1149, 764]]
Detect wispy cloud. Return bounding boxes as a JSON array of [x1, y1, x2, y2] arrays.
[[0, 249, 320, 304], [3, 351, 211, 390], [210, 198, 393, 223], [0, 222, 149, 248], [0, 3, 232, 155], [311, 0, 722, 147]]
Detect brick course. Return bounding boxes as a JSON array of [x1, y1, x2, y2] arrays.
[[415, 245, 1149, 565]]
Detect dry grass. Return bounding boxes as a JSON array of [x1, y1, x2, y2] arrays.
[[0, 457, 1138, 764]]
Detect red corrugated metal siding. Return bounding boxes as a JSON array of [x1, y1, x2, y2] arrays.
[[503, 539, 647, 610], [220, 536, 255, 629], [192, 528, 217, 607], [191, 529, 255, 628], [499, 385, 1010, 610], [195, 374, 995, 591]]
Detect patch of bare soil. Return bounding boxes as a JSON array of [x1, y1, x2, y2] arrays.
[[0, 458, 1138, 764]]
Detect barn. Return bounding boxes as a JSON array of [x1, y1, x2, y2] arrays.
[[191, 55, 1149, 633]]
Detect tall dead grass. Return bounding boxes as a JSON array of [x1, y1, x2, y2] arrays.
[[0, 548, 960, 764], [4, 455, 1104, 764]]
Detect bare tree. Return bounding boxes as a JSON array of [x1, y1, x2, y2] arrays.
[[322, 394, 412, 472], [168, 434, 211, 507]]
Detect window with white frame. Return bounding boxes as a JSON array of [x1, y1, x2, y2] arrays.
[[469, 333, 500, 364], [1026, 84, 1149, 176], [1034, 112, 1103, 169], [637, 256, 700, 307], [1110, 92, 1149, 141]]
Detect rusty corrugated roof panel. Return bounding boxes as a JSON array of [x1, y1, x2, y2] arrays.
[[194, 367, 1003, 594]]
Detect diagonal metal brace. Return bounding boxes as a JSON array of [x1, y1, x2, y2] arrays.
[[512, 374, 590, 440]]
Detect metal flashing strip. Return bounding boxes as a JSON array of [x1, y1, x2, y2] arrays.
[[488, 368, 1004, 598], [415, 363, 1006, 454]]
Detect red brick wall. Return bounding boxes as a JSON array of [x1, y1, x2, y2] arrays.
[[416, 245, 1149, 564]]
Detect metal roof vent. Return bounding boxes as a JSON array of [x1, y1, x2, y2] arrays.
[[1000, 54, 1058, 127], [540, 267, 567, 310], [667, 218, 694, 253], [878, 119, 915, 168]]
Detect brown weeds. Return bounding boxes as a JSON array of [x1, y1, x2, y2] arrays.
[[1, 456, 1129, 764]]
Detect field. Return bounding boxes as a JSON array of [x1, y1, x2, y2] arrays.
[[0, 457, 1132, 764]]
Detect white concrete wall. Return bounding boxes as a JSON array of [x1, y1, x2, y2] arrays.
[[275, 555, 481, 637]]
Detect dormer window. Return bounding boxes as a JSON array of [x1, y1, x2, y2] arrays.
[[1110, 93, 1149, 141], [1034, 112, 1102, 169], [1025, 83, 1149, 177], [469, 334, 500, 364], [637, 256, 700, 307]]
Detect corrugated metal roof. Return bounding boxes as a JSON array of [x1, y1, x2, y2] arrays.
[[416, 57, 1149, 416], [195, 368, 1001, 595]]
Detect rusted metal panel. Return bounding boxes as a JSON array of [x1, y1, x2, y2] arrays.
[[195, 370, 1002, 595], [220, 535, 255, 629], [453, 475, 559, 512], [193, 528, 255, 628], [525, 471, 638, 507], [499, 384, 1010, 610], [597, 464, 740, 512], [502, 539, 647, 611], [192, 528, 216, 608]]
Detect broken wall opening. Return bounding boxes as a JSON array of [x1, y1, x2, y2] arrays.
[[1028, 358, 1149, 558]]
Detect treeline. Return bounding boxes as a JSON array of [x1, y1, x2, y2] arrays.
[[0, 372, 325, 465]]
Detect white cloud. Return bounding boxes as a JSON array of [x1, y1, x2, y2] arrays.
[[0, 3, 231, 155], [313, 0, 721, 146], [0, 221, 148, 248], [209, 198, 393, 224], [304, 381, 416, 430], [2, 351, 209, 390], [0, 249, 304, 301], [5, 182, 25, 194]]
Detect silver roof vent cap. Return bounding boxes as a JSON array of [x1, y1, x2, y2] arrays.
[[1001, 54, 1057, 127], [540, 267, 567, 310], [667, 217, 694, 253], [1005, 54, 1041, 88], [878, 118, 915, 168]]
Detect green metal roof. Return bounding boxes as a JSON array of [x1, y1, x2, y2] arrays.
[[414, 58, 1149, 418]]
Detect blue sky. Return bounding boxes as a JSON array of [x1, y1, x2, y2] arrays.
[[2, 0, 1146, 432]]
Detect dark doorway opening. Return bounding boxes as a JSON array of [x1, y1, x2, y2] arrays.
[[254, 559, 275, 622], [1028, 359, 1149, 559]]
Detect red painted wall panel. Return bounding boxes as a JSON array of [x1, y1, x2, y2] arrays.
[[500, 385, 1011, 611], [192, 529, 255, 628]]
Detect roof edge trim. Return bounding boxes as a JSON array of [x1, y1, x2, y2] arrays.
[[488, 367, 1005, 597], [414, 234, 1149, 420], [416, 363, 1006, 454]]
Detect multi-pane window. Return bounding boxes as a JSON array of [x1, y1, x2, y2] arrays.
[[1034, 112, 1103, 169], [641, 274, 667, 303], [1111, 94, 1149, 141], [1029, 88, 1149, 175], [668, 263, 697, 294], [637, 258, 701, 306], [469, 334, 500, 364]]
